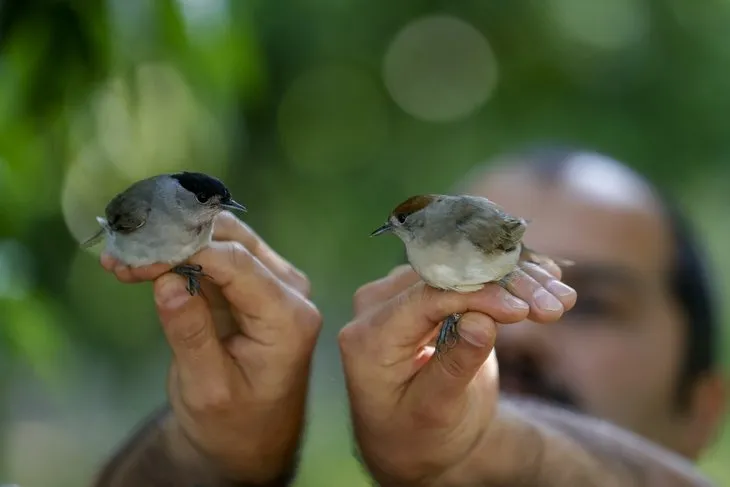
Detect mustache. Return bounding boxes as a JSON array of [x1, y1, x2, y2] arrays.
[[496, 350, 581, 412]]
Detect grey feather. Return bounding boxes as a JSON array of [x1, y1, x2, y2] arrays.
[[79, 176, 220, 267], [104, 179, 155, 233], [451, 195, 527, 254]]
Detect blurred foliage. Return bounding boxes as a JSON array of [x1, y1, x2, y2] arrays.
[[0, 0, 729, 485]]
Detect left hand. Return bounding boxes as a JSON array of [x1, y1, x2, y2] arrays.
[[338, 262, 576, 486]]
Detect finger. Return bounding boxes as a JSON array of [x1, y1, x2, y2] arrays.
[[153, 273, 229, 383], [520, 262, 577, 312], [363, 281, 530, 353], [213, 212, 310, 297], [519, 248, 565, 280], [537, 259, 562, 280], [100, 253, 117, 272], [501, 268, 565, 323], [98, 212, 312, 296], [188, 241, 317, 340], [411, 311, 497, 400], [100, 252, 173, 283], [353, 265, 421, 315], [115, 262, 173, 283]]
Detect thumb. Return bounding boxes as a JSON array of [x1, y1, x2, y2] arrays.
[[154, 273, 228, 384], [414, 312, 497, 399]]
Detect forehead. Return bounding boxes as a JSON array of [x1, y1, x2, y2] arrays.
[[465, 157, 673, 279]]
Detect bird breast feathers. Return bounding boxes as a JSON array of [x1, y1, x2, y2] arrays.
[[407, 238, 521, 291]]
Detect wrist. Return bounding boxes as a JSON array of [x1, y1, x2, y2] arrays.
[[429, 403, 545, 487], [165, 414, 299, 487]]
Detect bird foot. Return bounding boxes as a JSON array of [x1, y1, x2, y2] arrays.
[[496, 270, 518, 289], [170, 264, 209, 296], [435, 312, 462, 359]]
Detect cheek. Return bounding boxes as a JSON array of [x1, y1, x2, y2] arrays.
[[556, 323, 680, 424]]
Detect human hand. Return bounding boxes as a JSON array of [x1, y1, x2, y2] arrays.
[[338, 262, 576, 486], [100, 212, 321, 484]]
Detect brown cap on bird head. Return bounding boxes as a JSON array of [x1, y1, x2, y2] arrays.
[[370, 194, 441, 236]]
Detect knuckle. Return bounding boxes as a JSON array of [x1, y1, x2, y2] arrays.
[[353, 283, 377, 314], [170, 323, 211, 352], [423, 286, 455, 318], [295, 298, 322, 338], [266, 275, 289, 302], [525, 262, 552, 281], [289, 267, 311, 296], [185, 383, 234, 414], [440, 355, 468, 379], [520, 261, 541, 274], [410, 282, 431, 304], [337, 321, 361, 353], [508, 269, 534, 291], [550, 264, 563, 280], [225, 241, 252, 270], [396, 285, 418, 310], [116, 272, 134, 283]]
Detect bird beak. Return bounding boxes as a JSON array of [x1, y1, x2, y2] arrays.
[[370, 222, 393, 237], [221, 198, 247, 213]]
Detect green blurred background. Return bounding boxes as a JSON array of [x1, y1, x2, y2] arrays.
[[0, 0, 729, 485]]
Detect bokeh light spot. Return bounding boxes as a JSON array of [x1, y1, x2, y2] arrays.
[[546, 0, 648, 51], [278, 65, 388, 174], [382, 15, 499, 123], [60, 150, 128, 248], [62, 62, 233, 248], [177, 0, 229, 28], [87, 62, 228, 181]]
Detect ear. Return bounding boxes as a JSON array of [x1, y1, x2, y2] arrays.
[[682, 371, 727, 459]]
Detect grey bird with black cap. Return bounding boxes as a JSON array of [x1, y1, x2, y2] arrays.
[[80, 171, 247, 295]]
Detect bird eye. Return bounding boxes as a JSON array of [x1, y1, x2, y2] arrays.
[[196, 193, 210, 203], [395, 213, 407, 224]]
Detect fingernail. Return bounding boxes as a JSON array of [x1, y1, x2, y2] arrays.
[[547, 280, 574, 297], [156, 279, 190, 310], [504, 293, 529, 310], [458, 317, 491, 347], [535, 288, 562, 312]]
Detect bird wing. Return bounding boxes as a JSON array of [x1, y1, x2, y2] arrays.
[[103, 190, 151, 234], [454, 196, 527, 254]]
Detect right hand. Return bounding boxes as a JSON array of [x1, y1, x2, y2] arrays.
[[100, 212, 321, 484]]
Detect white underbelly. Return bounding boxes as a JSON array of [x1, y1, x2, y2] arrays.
[[106, 226, 213, 267], [407, 240, 521, 292]]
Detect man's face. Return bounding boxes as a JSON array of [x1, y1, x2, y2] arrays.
[[467, 156, 708, 457]]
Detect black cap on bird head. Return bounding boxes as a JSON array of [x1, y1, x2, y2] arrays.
[[171, 171, 247, 212], [370, 194, 440, 236]]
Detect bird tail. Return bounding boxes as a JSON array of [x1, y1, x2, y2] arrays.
[[520, 245, 574, 268], [79, 217, 108, 249]]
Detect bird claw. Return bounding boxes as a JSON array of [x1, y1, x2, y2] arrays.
[[435, 313, 462, 359], [497, 271, 517, 289], [171, 264, 208, 296]]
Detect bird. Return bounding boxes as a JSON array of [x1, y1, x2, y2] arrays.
[[80, 171, 246, 295], [370, 193, 571, 356]]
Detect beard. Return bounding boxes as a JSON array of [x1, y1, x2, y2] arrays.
[[496, 349, 581, 412]]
